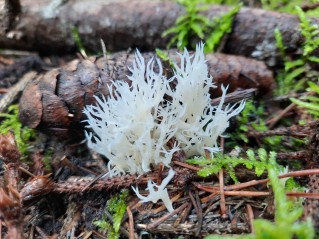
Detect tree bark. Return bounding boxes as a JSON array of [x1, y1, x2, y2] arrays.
[[0, 0, 182, 54], [0, 0, 314, 64]]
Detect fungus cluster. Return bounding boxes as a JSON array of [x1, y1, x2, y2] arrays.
[[83, 43, 245, 210]]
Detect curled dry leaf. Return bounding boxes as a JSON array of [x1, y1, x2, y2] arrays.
[[20, 174, 54, 202], [0, 132, 21, 163], [19, 51, 274, 138]]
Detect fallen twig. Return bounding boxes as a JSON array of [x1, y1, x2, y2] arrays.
[[147, 203, 189, 230], [219, 170, 227, 218], [126, 207, 135, 239], [246, 204, 255, 233], [267, 103, 296, 129]]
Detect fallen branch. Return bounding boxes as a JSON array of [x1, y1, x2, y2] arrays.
[[0, 0, 315, 65]]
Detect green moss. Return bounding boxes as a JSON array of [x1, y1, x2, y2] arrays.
[[71, 27, 88, 58], [204, 4, 241, 53], [228, 101, 283, 150], [261, 0, 305, 13], [93, 190, 128, 239], [205, 160, 314, 239], [291, 81, 319, 118], [155, 48, 176, 68], [275, 7, 319, 96], [0, 105, 35, 160], [163, 0, 241, 52], [43, 149, 53, 172], [187, 148, 279, 183], [229, 101, 266, 143]]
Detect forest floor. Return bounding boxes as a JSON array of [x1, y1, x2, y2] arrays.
[[0, 0, 319, 238]]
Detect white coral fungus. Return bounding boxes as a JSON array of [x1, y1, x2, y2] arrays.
[[171, 45, 245, 156], [83, 51, 179, 176], [132, 168, 175, 212], [83, 43, 245, 177]]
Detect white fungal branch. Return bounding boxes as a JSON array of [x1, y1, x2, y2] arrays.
[[132, 168, 176, 212], [83, 43, 245, 177]]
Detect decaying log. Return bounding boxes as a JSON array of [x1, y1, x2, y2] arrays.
[[0, 0, 317, 65], [18, 51, 274, 138], [1, 0, 180, 54]]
